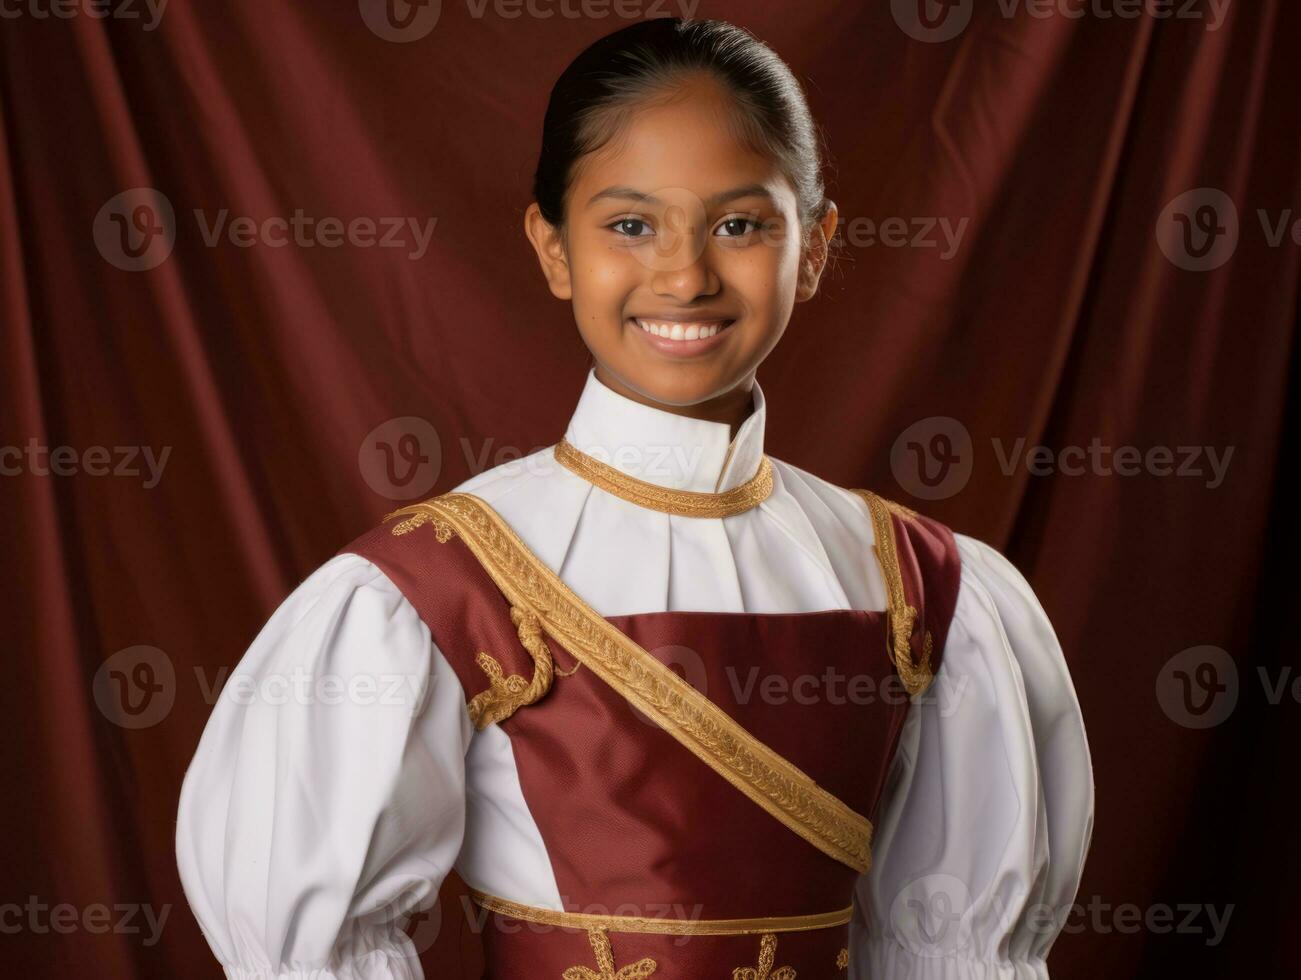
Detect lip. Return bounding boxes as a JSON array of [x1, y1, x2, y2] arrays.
[[627, 316, 737, 358]]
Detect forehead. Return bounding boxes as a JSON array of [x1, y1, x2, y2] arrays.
[[571, 76, 794, 209]]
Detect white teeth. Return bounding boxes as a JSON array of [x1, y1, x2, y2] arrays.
[[635, 319, 729, 341]]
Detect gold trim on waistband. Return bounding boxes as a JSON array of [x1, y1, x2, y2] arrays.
[[553, 438, 774, 518], [468, 887, 853, 936]]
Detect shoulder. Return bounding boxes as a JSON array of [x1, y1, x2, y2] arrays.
[[275, 552, 409, 623], [343, 444, 588, 551], [948, 532, 1059, 643], [224, 552, 433, 686], [448, 444, 564, 500], [769, 456, 964, 687], [768, 455, 958, 563], [952, 532, 1038, 596]]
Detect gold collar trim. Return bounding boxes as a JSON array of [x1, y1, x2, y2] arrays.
[[553, 438, 773, 518], [468, 887, 852, 935]]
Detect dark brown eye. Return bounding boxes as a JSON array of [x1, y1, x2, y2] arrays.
[[610, 217, 653, 238], [717, 217, 760, 237]]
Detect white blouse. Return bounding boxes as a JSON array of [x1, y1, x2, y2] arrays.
[[176, 368, 1094, 979]]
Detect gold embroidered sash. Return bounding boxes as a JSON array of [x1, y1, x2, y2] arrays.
[[384, 492, 876, 874]]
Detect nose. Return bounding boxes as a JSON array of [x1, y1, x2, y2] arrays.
[[649, 222, 720, 303]]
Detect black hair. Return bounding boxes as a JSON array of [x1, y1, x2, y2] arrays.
[[532, 17, 833, 238]]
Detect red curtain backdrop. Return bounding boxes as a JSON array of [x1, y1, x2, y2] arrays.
[[2, 2, 1296, 977]]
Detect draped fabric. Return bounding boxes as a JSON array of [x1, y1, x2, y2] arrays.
[[1, 3, 1294, 978]]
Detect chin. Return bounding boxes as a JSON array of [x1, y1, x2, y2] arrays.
[[623, 363, 743, 408]]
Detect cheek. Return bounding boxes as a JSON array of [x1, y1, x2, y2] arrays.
[[572, 245, 641, 304], [723, 245, 794, 306]]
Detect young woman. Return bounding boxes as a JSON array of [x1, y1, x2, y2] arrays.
[[177, 18, 1093, 979]]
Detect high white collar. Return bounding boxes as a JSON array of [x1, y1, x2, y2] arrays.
[[561, 368, 767, 494]]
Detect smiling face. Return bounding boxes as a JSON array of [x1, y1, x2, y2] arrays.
[[525, 74, 838, 414]]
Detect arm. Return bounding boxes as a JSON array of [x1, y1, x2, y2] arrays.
[[176, 554, 473, 979], [852, 534, 1095, 979]]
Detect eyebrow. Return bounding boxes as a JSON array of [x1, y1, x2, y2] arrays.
[[585, 184, 774, 209]]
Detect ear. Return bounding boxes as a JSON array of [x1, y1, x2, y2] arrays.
[[524, 202, 573, 300], [795, 200, 839, 302]]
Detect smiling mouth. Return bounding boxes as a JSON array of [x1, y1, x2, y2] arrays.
[[630, 317, 735, 341]]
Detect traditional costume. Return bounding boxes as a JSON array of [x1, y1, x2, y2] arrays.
[[177, 368, 1094, 979]]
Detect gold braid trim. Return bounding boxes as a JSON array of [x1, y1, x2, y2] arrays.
[[852, 490, 934, 698], [553, 438, 774, 518], [385, 492, 875, 874], [465, 606, 557, 729], [469, 887, 852, 936]]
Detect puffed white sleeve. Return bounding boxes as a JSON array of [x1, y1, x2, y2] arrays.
[[176, 553, 473, 979], [851, 534, 1095, 979]]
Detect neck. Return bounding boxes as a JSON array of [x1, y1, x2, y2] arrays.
[[592, 364, 757, 441]]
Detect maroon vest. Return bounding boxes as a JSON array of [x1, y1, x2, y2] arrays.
[[341, 491, 961, 979]]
